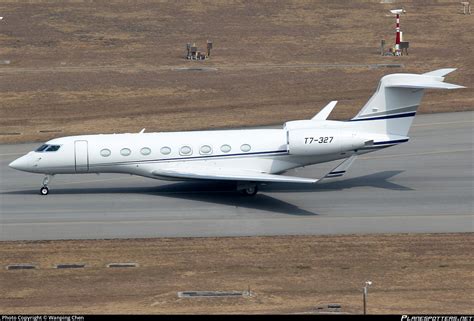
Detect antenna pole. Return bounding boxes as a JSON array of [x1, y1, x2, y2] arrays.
[[395, 13, 401, 55]]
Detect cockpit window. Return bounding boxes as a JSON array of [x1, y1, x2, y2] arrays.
[[46, 145, 61, 152], [36, 144, 49, 152], [35, 144, 61, 152]]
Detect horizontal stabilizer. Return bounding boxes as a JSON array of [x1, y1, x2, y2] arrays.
[[152, 166, 318, 184], [385, 79, 465, 90], [311, 101, 338, 121], [323, 155, 357, 179], [422, 68, 457, 77]]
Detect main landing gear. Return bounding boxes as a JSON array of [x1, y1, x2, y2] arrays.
[[237, 182, 259, 196], [40, 175, 53, 195]]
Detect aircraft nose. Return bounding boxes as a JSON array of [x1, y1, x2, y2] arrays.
[[9, 155, 30, 171]]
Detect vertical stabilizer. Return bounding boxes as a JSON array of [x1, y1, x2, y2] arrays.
[[350, 69, 463, 136]]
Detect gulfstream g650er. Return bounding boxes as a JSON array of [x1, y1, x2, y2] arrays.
[[9, 68, 464, 195]]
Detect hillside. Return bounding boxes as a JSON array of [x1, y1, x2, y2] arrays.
[[0, 0, 472, 143]]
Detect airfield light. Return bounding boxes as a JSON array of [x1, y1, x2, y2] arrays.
[[363, 280, 373, 315]]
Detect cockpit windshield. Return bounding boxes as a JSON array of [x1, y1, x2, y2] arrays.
[[46, 145, 61, 152], [36, 144, 49, 152], [35, 144, 61, 152]]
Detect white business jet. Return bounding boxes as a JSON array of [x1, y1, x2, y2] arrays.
[[9, 69, 463, 196]]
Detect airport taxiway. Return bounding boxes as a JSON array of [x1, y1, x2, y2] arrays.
[[0, 112, 472, 241]]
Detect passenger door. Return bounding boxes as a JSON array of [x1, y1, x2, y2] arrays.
[[74, 140, 89, 173]]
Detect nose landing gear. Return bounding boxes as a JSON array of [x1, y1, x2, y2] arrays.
[[40, 186, 49, 195], [40, 175, 54, 195]]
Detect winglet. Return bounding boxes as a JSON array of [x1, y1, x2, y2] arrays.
[[311, 101, 338, 121], [323, 155, 357, 179]]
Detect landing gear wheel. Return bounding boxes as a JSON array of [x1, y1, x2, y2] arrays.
[[241, 185, 258, 196], [40, 174, 54, 196], [40, 186, 49, 195]]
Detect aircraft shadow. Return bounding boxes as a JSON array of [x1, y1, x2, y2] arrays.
[[2, 171, 410, 216], [264, 170, 412, 192], [152, 184, 318, 216], [2, 181, 316, 216]]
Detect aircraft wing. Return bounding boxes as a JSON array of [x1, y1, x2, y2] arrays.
[[152, 166, 318, 184], [151, 155, 357, 184]]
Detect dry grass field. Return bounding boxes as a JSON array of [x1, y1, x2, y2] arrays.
[[0, 234, 473, 314], [0, 0, 473, 143]]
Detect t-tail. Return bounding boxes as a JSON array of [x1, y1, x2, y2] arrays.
[[350, 68, 464, 136]]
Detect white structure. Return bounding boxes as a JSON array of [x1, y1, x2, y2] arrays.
[[363, 280, 373, 314], [9, 69, 464, 196], [461, 2, 471, 15]]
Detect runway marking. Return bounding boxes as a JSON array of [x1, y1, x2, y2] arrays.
[[412, 120, 474, 127], [0, 152, 27, 156], [360, 148, 473, 160], [0, 177, 142, 193], [0, 184, 232, 194], [2, 214, 473, 226]]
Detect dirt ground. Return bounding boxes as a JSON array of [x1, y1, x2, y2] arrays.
[[0, 0, 473, 143], [0, 233, 473, 314]]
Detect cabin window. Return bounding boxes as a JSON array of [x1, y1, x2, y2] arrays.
[[100, 149, 111, 157], [240, 144, 251, 152], [160, 146, 171, 155], [140, 147, 151, 156], [120, 148, 131, 156], [35, 144, 49, 152], [220, 144, 231, 153], [180, 146, 192, 156], [45, 145, 61, 152], [200, 145, 212, 155]]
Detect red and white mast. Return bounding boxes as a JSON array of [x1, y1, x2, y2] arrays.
[[390, 9, 405, 55], [395, 13, 401, 51], [395, 13, 401, 53]]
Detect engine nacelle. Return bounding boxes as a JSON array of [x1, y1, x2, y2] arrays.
[[288, 128, 368, 156]]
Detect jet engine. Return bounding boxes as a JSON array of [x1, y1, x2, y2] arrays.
[[287, 128, 369, 156]]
